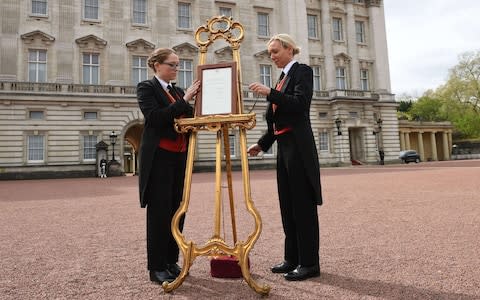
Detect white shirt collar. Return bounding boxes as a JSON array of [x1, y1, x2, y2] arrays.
[[282, 60, 297, 76], [154, 75, 171, 91]]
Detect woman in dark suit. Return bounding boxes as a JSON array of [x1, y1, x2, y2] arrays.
[[248, 34, 322, 281], [137, 48, 200, 284]]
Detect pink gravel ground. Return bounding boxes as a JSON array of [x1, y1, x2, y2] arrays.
[[1, 160, 479, 299]]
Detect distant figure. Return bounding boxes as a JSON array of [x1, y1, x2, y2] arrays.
[[379, 149, 385, 165], [100, 159, 107, 178]]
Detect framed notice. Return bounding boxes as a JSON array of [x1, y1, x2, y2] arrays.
[[195, 62, 238, 116]]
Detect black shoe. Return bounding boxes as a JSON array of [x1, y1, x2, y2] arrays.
[[167, 263, 182, 277], [149, 270, 175, 284], [284, 265, 320, 281], [271, 261, 297, 274]]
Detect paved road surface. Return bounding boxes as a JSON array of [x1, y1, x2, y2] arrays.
[[1, 160, 479, 299]]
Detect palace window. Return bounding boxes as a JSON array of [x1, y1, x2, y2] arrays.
[[355, 21, 365, 43], [133, 0, 147, 24], [84, 111, 98, 120], [132, 56, 148, 85], [31, 0, 47, 15], [28, 135, 44, 162], [307, 14, 319, 39], [84, 0, 99, 20], [178, 2, 191, 29], [312, 66, 322, 91], [178, 59, 193, 89], [332, 18, 343, 41], [257, 13, 270, 37], [336, 67, 346, 90], [360, 69, 369, 91], [29, 111, 44, 120], [28, 50, 47, 82], [319, 132, 329, 152], [82, 53, 99, 84], [83, 135, 97, 160], [260, 64, 272, 87]]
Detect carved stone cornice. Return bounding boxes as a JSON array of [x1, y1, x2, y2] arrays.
[[20, 30, 55, 45], [334, 52, 352, 65], [125, 38, 155, 52], [253, 49, 269, 60], [75, 34, 107, 50], [366, 0, 382, 7], [172, 42, 198, 56], [214, 46, 233, 60]]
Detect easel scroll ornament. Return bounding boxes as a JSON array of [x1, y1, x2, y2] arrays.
[[162, 16, 270, 296]]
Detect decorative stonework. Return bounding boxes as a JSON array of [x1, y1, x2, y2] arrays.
[[20, 30, 55, 46], [366, 0, 382, 7], [310, 55, 325, 65], [75, 35, 107, 50], [172, 42, 198, 56], [334, 53, 351, 66], [359, 59, 374, 69], [253, 49, 269, 60], [125, 39, 155, 52], [214, 46, 233, 61]]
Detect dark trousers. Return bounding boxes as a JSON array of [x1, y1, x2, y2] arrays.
[[276, 133, 319, 266], [146, 148, 187, 271]]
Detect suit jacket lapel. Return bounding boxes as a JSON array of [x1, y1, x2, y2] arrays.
[[280, 62, 298, 93], [151, 77, 170, 106]]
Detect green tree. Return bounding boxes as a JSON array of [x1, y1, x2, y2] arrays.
[[409, 96, 446, 122], [395, 50, 480, 139]]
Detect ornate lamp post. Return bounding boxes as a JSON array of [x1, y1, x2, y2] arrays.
[[109, 130, 117, 161], [335, 117, 342, 135], [375, 118, 384, 165]]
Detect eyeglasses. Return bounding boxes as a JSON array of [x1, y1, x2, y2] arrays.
[[162, 62, 180, 69]]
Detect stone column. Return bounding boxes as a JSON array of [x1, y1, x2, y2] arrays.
[[417, 131, 425, 161], [405, 132, 411, 150], [399, 131, 405, 150], [368, 2, 391, 94], [430, 132, 438, 161], [345, 2, 359, 89], [320, 0, 335, 90], [442, 131, 450, 160]]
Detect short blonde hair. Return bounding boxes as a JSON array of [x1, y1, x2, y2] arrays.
[[147, 48, 175, 71], [267, 34, 300, 55]]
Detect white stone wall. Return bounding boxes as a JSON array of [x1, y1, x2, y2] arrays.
[[0, 0, 400, 178]]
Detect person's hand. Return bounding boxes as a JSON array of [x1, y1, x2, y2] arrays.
[[184, 80, 201, 101], [247, 144, 262, 157], [248, 82, 271, 97]]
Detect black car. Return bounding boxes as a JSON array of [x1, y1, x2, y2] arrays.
[[399, 150, 421, 163]]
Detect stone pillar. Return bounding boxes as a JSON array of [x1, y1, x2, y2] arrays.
[[368, 2, 391, 94], [399, 131, 405, 150], [345, 2, 359, 89], [430, 132, 438, 161], [417, 131, 425, 161], [320, 0, 335, 90], [442, 131, 450, 160], [405, 132, 411, 150]]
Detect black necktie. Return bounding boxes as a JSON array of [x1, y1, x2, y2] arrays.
[[167, 84, 179, 100]]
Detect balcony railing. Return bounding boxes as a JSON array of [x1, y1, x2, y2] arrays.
[[1, 81, 379, 101], [0, 81, 137, 95]]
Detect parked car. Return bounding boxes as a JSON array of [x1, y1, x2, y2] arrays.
[[399, 150, 421, 163]]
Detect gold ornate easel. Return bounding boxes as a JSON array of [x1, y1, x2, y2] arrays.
[[161, 16, 270, 296]]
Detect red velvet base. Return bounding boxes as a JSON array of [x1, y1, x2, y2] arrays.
[[210, 255, 250, 278]]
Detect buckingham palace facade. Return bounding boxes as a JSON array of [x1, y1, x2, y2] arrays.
[[0, 0, 399, 179]]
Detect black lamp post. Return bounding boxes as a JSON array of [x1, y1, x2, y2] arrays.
[[376, 118, 383, 130], [335, 118, 342, 135], [375, 118, 384, 165], [109, 130, 117, 161]]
